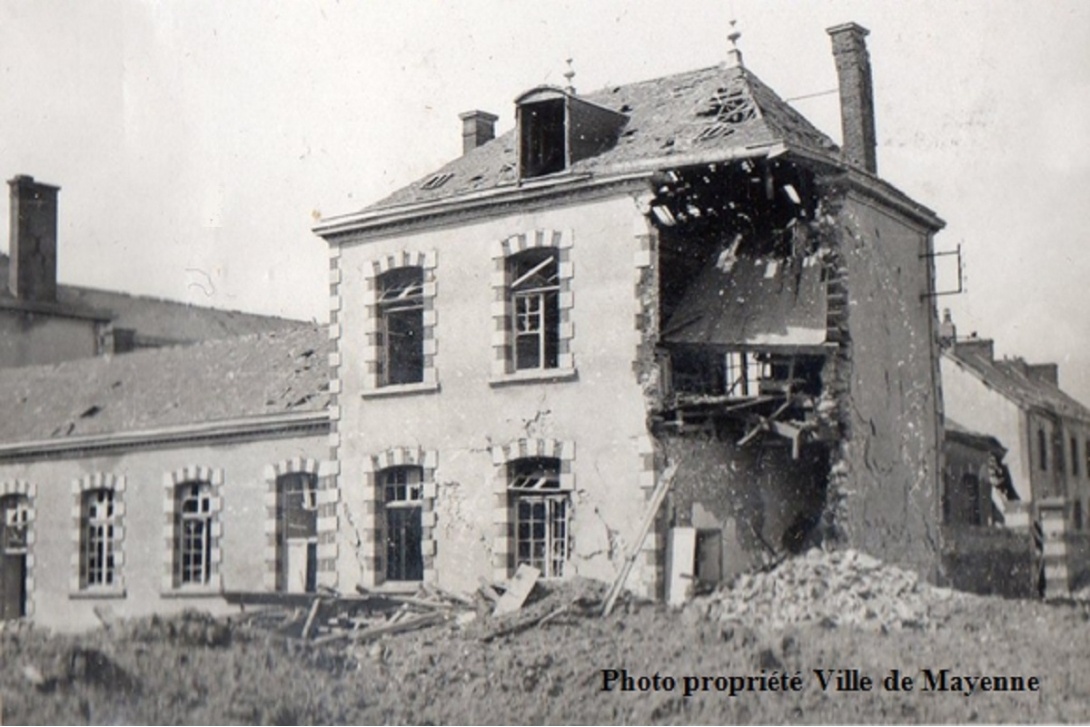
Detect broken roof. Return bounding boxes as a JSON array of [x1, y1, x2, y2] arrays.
[[358, 64, 838, 214], [0, 252, 306, 344], [0, 325, 331, 446], [663, 252, 828, 349], [945, 345, 1090, 425]]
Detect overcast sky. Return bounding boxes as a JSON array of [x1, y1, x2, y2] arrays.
[[2, 1, 1089, 401]]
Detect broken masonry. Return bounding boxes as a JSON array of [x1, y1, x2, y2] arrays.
[[639, 156, 859, 586]]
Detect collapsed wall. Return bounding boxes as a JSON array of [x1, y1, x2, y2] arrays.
[[638, 156, 943, 592]]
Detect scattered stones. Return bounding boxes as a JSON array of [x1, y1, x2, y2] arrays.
[[692, 547, 970, 632]]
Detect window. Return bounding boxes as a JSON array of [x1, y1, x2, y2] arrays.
[[1038, 429, 1048, 471], [1085, 439, 1089, 479], [509, 457, 569, 578], [381, 466, 423, 582], [1072, 437, 1080, 477], [377, 267, 425, 386], [1075, 500, 1084, 531], [176, 482, 213, 585], [519, 98, 567, 178], [1, 494, 29, 620], [82, 489, 116, 588], [509, 248, 560, 371], [276, 472, 318, 593], [725, 352, 771, 397]]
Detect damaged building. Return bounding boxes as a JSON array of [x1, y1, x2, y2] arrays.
[[314, 22, 946, 600]]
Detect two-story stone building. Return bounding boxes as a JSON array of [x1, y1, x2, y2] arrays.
[[314, 24, 946, 599]]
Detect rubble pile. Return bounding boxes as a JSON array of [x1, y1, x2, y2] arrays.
[[693, 547, 964, 632]]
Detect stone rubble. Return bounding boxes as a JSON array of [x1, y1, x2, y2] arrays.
[[690, 547, 968, 632]]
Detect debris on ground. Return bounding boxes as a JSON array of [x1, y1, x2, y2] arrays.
[[692, 547, 968, 632]]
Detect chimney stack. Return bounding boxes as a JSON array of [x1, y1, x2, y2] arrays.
[[939, 308, 957, 347], [826, 22, 877, 174], [8, 175, 59, 303], [1027, 363, 1060, 387], [459, 110, 499, 155]]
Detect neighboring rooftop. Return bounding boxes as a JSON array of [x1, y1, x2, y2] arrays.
[[0, 251, 307, 346], [0, 325, 330, 446], [946, 341, 1090, 425]]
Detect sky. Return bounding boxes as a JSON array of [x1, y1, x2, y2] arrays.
[[2, 1, 1089, 401]]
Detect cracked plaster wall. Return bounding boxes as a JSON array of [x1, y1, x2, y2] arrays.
[[333, 192, 659, 595]]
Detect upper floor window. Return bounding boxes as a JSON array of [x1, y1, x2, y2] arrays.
[[1071, 437, 1079, 477], [82, 489, 117, 588], [509, 248, 560, 371], [377, 267, 425, 386], [1038, 428, 1049, 472], [725, 351, 771, 397]]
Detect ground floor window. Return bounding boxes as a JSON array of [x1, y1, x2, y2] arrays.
[[176, 482, 213, 585], [82, 489, 116, 588], [509, 457, 569, 578], [277, 472, 318, 593], [0, 495, 29, 619], [382, 466, 423, 582]]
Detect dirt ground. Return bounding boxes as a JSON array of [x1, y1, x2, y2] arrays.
[[3, 555, 1089, 725]]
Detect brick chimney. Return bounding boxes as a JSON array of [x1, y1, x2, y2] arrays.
[[827, 22, 877, 174], [459, 110, 498, 155], [1027, 363, 1060, 387], [8, 175, 59, 302]]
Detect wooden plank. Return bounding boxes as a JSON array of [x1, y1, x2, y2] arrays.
[[493, 564, 540, 616], [301, 597, 323, 640], [601, 462, 678, 617]]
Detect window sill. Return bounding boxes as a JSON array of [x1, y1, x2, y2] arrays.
[[69, 588, 127, 600], [162, 587, 224, 599], [489, 368, 577, 387], [361, 381, 440, 399]]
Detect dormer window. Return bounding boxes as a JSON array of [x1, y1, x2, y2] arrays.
[[520, 99, 567, 178], [515, 87, 629, 180]]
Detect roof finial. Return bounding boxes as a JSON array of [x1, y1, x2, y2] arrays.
[[563, 58, 576, 94], [725, 18, 744, 69]]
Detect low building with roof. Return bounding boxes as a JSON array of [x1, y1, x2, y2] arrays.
[[0, 326, 333, 628], [1, 175, 305, 369]]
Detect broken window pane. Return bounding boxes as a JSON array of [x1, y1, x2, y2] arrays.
[[381, 466, 423, 582], [377, 267, 425, 386], [277, 472, 318, 593], [508, 249, 560, 371], [509, 457, 568, 578]]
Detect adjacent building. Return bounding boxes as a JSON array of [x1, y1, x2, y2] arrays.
[[0, 326, 332, 628], [2, 175, 304, 369]]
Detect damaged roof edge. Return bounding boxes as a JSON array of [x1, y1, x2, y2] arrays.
[[313, 144, 787, 241], [0, 409, 330, 462], [315, 142, 942, 242]]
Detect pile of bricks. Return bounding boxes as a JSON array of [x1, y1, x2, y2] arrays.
[[692, 547, 962, 632]]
